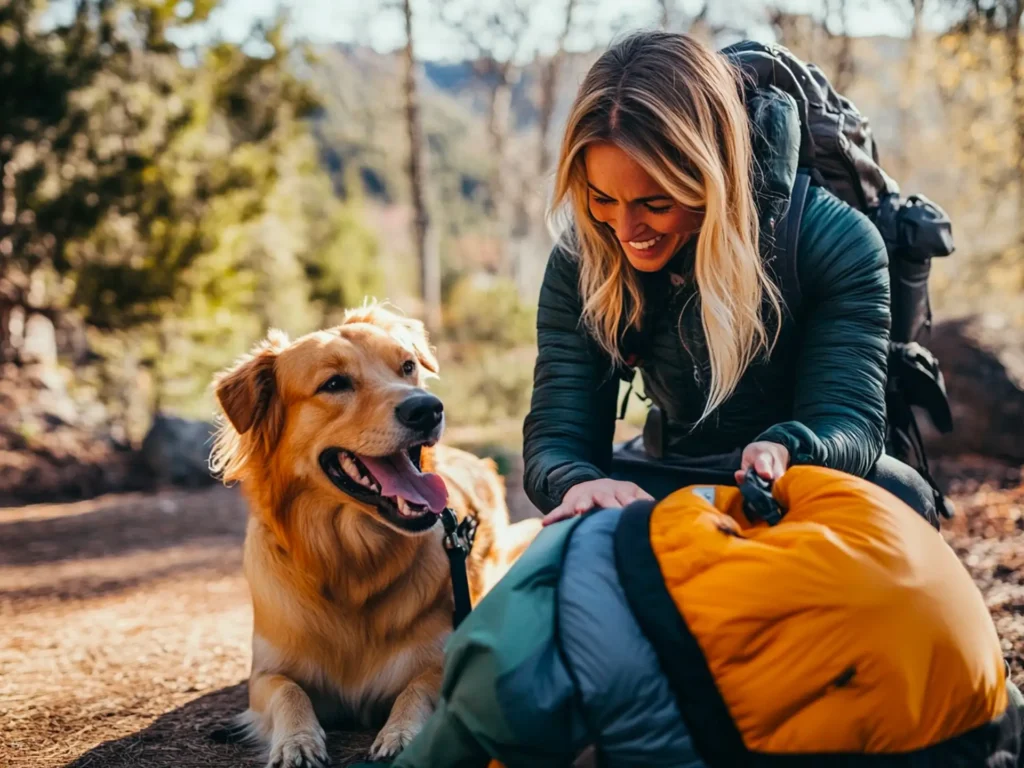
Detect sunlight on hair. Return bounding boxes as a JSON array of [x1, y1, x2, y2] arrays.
[[550, 31, 782, 424]]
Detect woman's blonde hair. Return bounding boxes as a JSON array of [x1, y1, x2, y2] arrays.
[[550, 30, 782, 423]]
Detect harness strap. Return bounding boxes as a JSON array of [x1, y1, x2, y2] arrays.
[[441, 507, 476, 629]]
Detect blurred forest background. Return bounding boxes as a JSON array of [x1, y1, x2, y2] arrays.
[[2, 0, 1024, 504], [5, 3, 1024, 766]]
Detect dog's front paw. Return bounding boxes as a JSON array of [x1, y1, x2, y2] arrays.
[[268, 726, 329, 768], [369, 719, 421, 761]]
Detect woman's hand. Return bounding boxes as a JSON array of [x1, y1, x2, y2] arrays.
[[735, 441, 790, 485], [542, 479, 653, 527]]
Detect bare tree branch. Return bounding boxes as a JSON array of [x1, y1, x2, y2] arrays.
[[537, 0, 577, 177], [401, 0, 441, 331], [823, 0, 855, 91], [437, 0, 539, 277]]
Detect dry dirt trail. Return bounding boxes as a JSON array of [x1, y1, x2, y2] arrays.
[[2, 458, 1023, 768]]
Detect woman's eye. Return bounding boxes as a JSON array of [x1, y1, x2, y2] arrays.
[[591, 196, 614, 206], [402, 360, 417, 376], [646, 204, 673, 214], [318, 374, 353, 394]]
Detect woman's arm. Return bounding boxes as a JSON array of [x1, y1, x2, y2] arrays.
[[755, 187, 891, 478], [522, 247, 620, 513]]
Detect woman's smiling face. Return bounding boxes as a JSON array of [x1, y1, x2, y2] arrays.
[[584, 141, 704, 272]]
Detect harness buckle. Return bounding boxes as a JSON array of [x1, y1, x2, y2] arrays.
[[440, 507, 476, 629], [441, 507, 476, 553]]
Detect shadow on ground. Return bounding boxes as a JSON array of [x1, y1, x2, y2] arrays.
[[0, 487, 247, 568], [2, 547, 240, 604], [63, 683, 379, 768]]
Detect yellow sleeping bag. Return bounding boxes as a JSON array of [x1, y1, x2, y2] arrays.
[[398, 465, 1020, 768], [641, 465, 1006, 755]]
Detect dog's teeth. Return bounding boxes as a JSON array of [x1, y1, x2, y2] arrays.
[[339, 453, 382, 492], [340, 455, 360, 480], [396, 498, 427, 518]]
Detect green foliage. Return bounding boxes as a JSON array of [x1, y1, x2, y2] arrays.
[[443, 275, 536, 346], [427, 277, 539, 441], [298, 171, 382, 327], [0, 0, 381, 421], [431, 344, 536, 430]]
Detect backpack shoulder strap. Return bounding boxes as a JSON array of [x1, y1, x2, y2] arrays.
[[773, 170, 811, 316]]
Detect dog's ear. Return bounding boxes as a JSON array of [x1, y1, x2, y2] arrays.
[[210, 330, 289, 484], [342, 303, 439, 374], [389, 314, 439, 375], [213, 329, 289, 444]]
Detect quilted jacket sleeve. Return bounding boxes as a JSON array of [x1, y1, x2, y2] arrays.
[[756, 187, 891, 477], [522, 246, 619, 513]]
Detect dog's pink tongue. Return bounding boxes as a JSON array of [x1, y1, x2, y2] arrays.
[[357, 452, 448, 513]]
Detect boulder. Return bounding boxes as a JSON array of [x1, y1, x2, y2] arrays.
[[140, 415, 218, 488], [920, 313, 1024, 462], [20, 313, 57, 366], [0, 362, 148, 507]]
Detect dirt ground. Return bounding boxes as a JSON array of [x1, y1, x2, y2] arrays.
[[2, 456, 1023, 768]]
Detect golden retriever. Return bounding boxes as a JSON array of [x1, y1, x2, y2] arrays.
[[209, 304, 539, 766]]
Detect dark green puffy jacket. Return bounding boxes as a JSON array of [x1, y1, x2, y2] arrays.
[[522, 90, 891, 514]]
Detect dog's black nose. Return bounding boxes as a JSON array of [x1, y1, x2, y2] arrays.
[[395, 393, 443, 433]]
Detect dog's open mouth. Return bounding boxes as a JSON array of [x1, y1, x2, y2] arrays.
[[318, 446, 446, 532]]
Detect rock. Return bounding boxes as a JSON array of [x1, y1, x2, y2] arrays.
[[0, 362, 149, 506], [20, 313, 57, 366], [24, 364, 66, 393], [140, 415, 218, 488], [920, 313, 1024, 462], [54, 313, 93, 365], [36, 386, 79, 426]]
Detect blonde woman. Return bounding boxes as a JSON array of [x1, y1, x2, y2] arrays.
[[523, 31, 939, 527]]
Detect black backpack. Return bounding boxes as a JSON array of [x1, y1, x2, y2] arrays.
[[723, 40, 956, 517]]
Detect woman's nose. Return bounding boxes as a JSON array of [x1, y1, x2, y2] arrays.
[[617, 208, 645, 241]]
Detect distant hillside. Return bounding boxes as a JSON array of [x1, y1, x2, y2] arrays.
[[307, 34, 1018, 311], [309, 37, 926, 210], [307, 45, 494, 221]]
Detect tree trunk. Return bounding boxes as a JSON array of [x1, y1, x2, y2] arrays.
[[537, 0, 577, 178], [833, 0, 854, 91], [536, 63, 558, 179], [0, 299, 15, 364], [486, 65, 517, 277], [1, 116, 17, 364], [895, 0, 926, 180], [1009, 0, 1024, 224], [911, 0, 924, 42], [152, 323, 167, 417], [401, 0, 441, 332]]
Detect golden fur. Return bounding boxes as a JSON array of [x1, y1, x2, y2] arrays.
[[210, 303, 539, 765]]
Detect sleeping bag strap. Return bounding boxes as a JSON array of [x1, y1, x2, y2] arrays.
[[441, 507, 477, 629], [739, 468, 785, 526]]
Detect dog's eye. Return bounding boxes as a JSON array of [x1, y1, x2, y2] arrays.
[[401, 360, 417, 376], [318, 374, 353, 394]]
